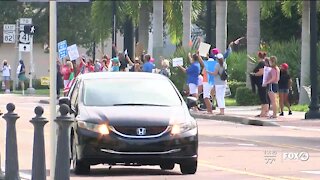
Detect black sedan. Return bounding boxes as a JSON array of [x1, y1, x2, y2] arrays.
[[60, 72, 198, 175]]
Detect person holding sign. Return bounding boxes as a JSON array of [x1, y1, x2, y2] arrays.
[[178, 51, 204, 111]]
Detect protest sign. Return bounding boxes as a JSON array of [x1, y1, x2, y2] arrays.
[[198, 42, 211, 57], [67, 44, 80, 61], [172, 57, 184, 67]]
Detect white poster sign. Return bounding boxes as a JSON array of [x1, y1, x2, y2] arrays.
[[262, 66, 272, 86], [172, 57, 184, 67], [67, 44, 80, 61], [198, 42, 211, 57]]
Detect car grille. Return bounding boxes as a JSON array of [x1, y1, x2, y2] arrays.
[[112, 126, 168, 136]]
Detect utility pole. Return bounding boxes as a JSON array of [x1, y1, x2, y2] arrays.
[[305, 0, 320, 119], [49, 1, 57, 180], [112, 0, 117, 57]]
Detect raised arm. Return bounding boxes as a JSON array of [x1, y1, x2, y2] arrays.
[[126, 55, 134, 66]]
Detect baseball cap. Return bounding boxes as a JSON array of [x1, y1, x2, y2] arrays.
[[212, 48, 220, 55], [281, 63, 289, 70], [216, 53, 224, 59]]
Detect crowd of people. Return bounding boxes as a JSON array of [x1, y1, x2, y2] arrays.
[[1, 43, 293, 119], [178, 44, 292, 119], [249, 51, 292, 119], [57, 45, 171, 98]]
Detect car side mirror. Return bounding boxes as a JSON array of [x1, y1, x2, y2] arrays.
[[186, 96, 197, 109], [59, 97, 71, 107]]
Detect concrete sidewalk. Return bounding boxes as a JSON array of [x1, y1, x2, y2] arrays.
[[191, 106, 320, 128]]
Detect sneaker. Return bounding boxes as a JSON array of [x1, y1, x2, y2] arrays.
[[279, 112, 284, 116], [288, 110, 292, 115]]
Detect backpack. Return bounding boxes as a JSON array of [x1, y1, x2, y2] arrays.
[[219, 66, 228, 81]]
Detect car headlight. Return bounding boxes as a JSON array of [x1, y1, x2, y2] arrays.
[[78, 121, 109, 135], [170, 120, 197, 135]]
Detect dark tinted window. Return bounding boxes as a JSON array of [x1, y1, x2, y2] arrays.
[[83, 78, 181, 106]]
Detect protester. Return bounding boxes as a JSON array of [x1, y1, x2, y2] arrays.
[[17, 59, 27, 95], [263, 56, 280, 119], [127, 56, 142, 72], [56, 60, 63, 99], [1, 60, 11, 93], [207, 53, 227, 115], [111, 57, 120, 72], [278, 63, 292, 116], [201, 55, 215, 114], [61, 59, 72, 88], [159, 59, 170, 77], [250, 51, 269, 117], [178, 51, 204, 111], [142, 54, 155, 73], [94, 59, 101, 72]]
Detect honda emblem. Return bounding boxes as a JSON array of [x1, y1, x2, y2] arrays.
[[136, 127, 146, 136]]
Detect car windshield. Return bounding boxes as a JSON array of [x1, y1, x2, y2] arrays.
[[83, 78, 182, 106]]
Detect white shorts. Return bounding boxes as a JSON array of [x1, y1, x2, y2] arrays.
[[189, 83, 198, 95], [203, 82, 213, 98], [198, 75, 203, 86]]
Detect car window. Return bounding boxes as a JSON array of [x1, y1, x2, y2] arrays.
[[70, 80, 80, 107], [82, 78, 182, 106]]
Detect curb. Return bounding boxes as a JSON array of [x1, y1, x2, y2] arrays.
[[39, 100, 49, 104], [191, 112, 280, 127]]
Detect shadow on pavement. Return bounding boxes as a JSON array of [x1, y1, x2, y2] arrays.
[[70, 167, 181, 177]]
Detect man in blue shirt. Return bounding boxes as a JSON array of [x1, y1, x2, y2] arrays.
[[142, 54, 155, 73]]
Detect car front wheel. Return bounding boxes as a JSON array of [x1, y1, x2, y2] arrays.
[[180, 160, 197, 175], [72, 136, 90, 175]]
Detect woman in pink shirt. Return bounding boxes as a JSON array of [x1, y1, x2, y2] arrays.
[[263, 56, 280, 118]]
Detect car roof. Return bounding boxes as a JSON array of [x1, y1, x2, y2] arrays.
[[77, 72, 168, 80]]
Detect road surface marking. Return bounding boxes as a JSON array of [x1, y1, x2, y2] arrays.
[[221, 136, 320, 152], [281, 126, 320, 132], [301, 170, 320, 175], [198, 160, 304, 180], [279, 176, 311, 180], [237, 143, 256, 146]]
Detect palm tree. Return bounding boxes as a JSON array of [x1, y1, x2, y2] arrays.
[[138, 1, 152, 53], [182, 0, 192, 48], [216, 0, 227, 52], [246, 0, 261, 88], [299, 1, 310, 104], [152, 0, 164, 63]]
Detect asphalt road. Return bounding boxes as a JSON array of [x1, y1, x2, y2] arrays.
[[0, 95, 320, 180]]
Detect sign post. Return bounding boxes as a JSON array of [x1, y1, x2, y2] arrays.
[[49, 2, 57, 180]]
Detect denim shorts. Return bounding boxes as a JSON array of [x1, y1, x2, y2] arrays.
[[2, 76, 10, 81], [269, 83, 279, 93], [279, 89, 289, 93]]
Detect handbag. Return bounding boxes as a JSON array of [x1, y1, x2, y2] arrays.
[[219, 67, 228, 81]]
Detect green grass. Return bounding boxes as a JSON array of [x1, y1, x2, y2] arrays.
[[225, 98, 237, 106], [1, 89, 63, 96], [225, 97, 308, 112], [290, 104, 309, 112]]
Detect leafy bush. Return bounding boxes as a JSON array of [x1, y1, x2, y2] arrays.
[[265, 38, 301, 81], [226, 51, 247, 82], [235, 87, 260, 106], [228, 80, 246, 98]]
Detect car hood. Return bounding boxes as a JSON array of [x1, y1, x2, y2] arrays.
[[78, 105, 187, 126]]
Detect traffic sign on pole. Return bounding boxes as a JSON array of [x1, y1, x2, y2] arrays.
[[3, 24, 16, 43]]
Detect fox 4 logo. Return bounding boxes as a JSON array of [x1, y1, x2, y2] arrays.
[[283, 152, 309, 161]]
